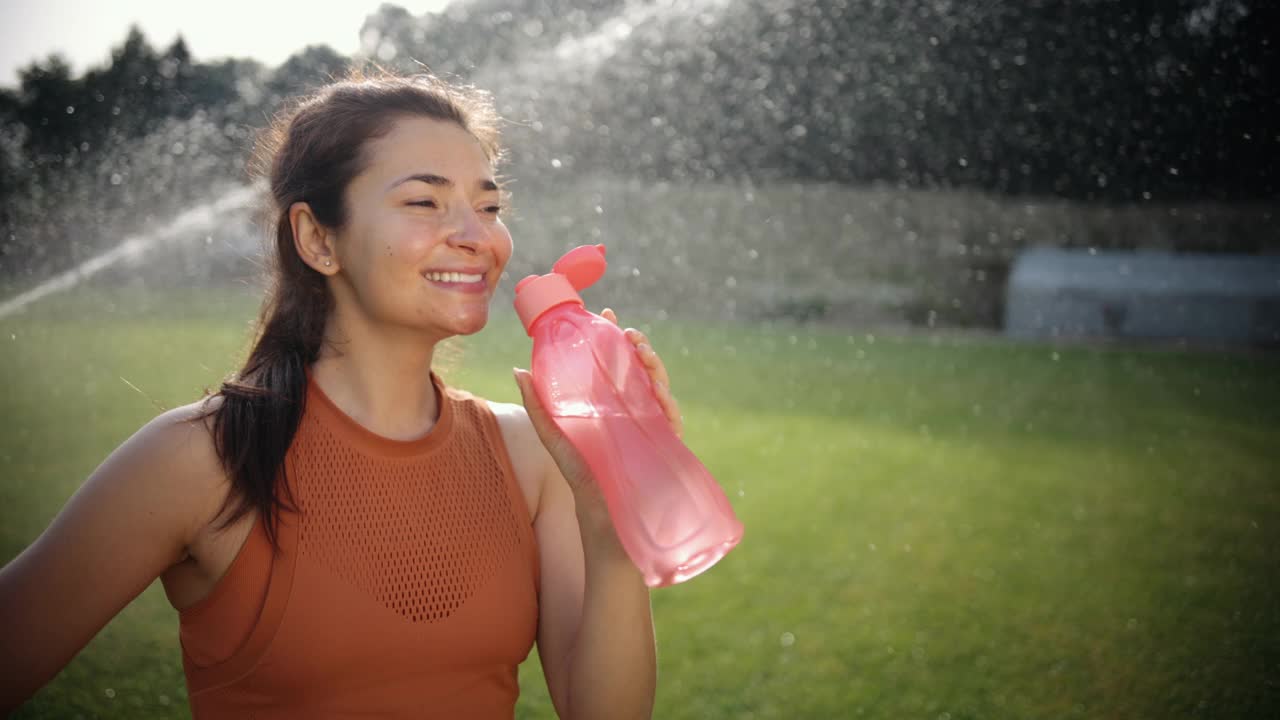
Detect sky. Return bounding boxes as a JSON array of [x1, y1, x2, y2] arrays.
[[0, 0, 453, 88]]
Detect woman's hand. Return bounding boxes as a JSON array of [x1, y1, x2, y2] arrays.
[[603, 308, 684, 440], [511, 308, 684, 505]]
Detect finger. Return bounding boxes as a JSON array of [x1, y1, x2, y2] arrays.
[[653, 380, 684, 438], [512, 368, 554, 441], [624, 327, 648, 347], [622, 328, 658, 366], [636, 342, 672, 390], [601, 308, 618, 325], [512, 368, 536, 412]]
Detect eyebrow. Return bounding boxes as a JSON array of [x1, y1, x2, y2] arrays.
[[388, 173, 500, 192]]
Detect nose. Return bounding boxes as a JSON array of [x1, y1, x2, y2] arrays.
[[445, 205, 486, 253]]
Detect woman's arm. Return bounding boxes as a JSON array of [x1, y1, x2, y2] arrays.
[[511, 309, 681, 720], [526, 449, 657, 720], [0, 401, 225, 712]]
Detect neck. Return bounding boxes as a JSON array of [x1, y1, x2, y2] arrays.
[[310, 307, 444, 442]]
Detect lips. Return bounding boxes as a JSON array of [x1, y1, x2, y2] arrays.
[[424, 270, 484, 283], [422, 267, 490, 293]]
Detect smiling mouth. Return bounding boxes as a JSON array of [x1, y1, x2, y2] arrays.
[[424, 271, 484, 283], [422, 270, 490, 294]]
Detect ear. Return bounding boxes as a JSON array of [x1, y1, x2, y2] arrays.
[[289, 201, 339, 274]]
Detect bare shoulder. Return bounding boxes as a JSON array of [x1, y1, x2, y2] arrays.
[[128, 395, 235, 531], [484, 399, 536, 448], [485, 400, 552, 517], [141, 396, 225, 481], [484, 399, 530, 428]]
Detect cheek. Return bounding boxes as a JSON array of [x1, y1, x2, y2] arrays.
[[341, 223, 416, 292], [492, 224, 515, 266], [375, 216, 435, 260]]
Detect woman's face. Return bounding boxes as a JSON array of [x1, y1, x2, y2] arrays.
[[332, 115, 513, 340]]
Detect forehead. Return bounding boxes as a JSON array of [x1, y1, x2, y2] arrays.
[[361, 115, 494, 185]]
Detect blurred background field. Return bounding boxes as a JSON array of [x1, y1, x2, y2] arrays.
[[2, 281, 1277, 719]]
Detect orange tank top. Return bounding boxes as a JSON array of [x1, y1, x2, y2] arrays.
[[178, 370, 540, 719]]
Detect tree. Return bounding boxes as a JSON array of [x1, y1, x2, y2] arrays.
[[158, 36, 198, 119], [14, 54, 82, 161], [265, 45, 351, 105]]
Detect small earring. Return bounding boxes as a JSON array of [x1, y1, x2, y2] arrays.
[[324, 259, 332, 267]]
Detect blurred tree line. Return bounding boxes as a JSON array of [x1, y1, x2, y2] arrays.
[[0, 27, 349, 283], [2, 0, 1276, 285], [367, 0, 1276, 205], [587, 0, 1280, 203]]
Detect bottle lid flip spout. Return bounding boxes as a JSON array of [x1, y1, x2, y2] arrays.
[[514, 244, 608, 334], [552, 244, 607, 290]]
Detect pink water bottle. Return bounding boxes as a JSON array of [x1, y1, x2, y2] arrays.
[[514, 244, 744, 587]]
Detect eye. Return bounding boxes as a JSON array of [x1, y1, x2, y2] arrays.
[[408, 200, 438, 208], [482, 205, 502, 215]]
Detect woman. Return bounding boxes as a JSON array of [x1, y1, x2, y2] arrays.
[[0, 70, 677, 718]]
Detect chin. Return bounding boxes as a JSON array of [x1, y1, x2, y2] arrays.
[[447, 311, 490, 337]]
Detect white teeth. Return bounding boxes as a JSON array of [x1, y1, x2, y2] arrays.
[[426, 271, 483, 283]]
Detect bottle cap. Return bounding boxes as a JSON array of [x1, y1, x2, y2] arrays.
[[552, 244, 607, 290], [513, 244, 609, 335]]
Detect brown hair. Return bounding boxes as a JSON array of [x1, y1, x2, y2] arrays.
[[201, 69, 503, 552]]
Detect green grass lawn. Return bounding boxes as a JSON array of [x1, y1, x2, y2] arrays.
[[2, 283, 1278, 719]]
